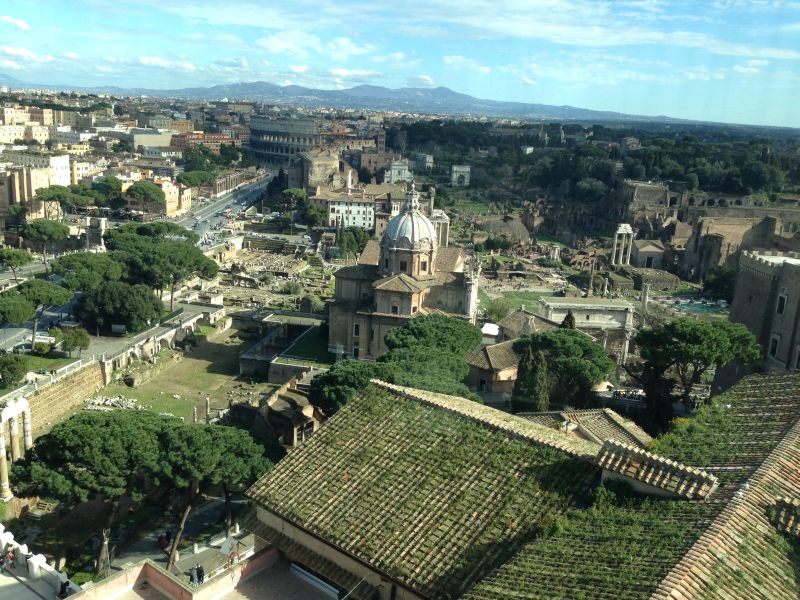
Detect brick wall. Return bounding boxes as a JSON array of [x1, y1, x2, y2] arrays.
[[28, 362, 105, 437]]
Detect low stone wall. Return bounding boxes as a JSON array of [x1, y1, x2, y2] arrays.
[[28, 362, 104, 436]]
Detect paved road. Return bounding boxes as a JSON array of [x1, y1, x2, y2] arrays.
[[178, 176, 272, 249]]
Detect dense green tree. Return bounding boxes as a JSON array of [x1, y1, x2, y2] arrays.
[[126, 181, 166, 214], [61, 327, 91, 357], [160, 424, 272, 571], [511, 347, 550, 413], [76, 281, 163, 333], [482, 297, 512, 323], [304, 204, 326, 228], [702, 266, 738, 303], [384, 314, 482, 355], [206, 426, 272, 535], [0, 296, 35, 326], [12, 280, 73, 348], [112, 140, 133, 153], [633, 318, 762, 428], [19, 220, 70, 272], [309, 360, 396, 416], [272, 187, 306, 214], [0, 248, 32, 284], [514, 329, 613, 408], [176, 170, 214, 188], [560, 309, 576, 329], [0, 354, 29, 386], [110, 221, 200, 245], [52, 252, 124, 292]]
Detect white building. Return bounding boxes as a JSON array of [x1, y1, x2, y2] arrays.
[[51, 130, 97, 145], [384, 159, 412, 184], [329, 195, 376, 230], [0, 125, 26, 144], [0, 150, 70, 187]]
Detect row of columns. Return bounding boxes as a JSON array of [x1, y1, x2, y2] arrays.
[[611, 224, 634, 266], [1, 404, 33, 501]]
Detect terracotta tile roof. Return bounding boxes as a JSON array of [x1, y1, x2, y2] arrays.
[[596, 440, 719, 500], [374, 381, 600, 459], [497, 309, 558, 338], [651, 416, 800, 600], [436, 246, 464, 273], [357, 239, 380, 265], [373, 273, 428, 293], [333, 263, 378, 281], [520, 408, 653, 448], [771, 497, 800, 537], [464, 340, 519, 372], [246, 381, 597, 598]]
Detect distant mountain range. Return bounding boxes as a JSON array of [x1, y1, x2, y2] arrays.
[[0, 75, 697, 123]]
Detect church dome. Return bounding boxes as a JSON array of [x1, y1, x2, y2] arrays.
[[382, 186, 437, 248]]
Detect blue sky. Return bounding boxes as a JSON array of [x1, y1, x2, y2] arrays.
[[1, 0, 799, 126]]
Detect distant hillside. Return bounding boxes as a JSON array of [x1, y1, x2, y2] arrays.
[[0, 73, 23, 85], [0, 74, 688, 123]]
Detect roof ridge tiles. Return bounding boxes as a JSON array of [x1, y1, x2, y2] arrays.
[[370, 379, 600, 459], [649, 415, 800, 600], [595, 440, 719, 500]]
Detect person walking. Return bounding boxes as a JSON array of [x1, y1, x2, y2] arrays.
[[189, 566, 198, 588], [197, 564, 205, 584]]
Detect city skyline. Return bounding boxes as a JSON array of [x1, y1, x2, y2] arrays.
[[1, 0, 800, 127]]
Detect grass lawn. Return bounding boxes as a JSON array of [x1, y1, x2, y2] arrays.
[[26, 354, 80, 371], [282, 326, 334, 365], [101, 330, 278, 420]]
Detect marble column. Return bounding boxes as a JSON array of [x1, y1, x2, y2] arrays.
[[23, 409, 33, 451], [611, 234, 619, 266], [625, 234, 633, 265], [9, 417, 20, 462], [0, 427, 12, 500]]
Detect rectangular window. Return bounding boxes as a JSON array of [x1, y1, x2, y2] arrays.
[[391, 305, 399, 315], [370, 328, 375, 342], [421, 261, 427, 272], [400, 261, 407, 272], [777, 294, 787, 315], [412, 305, 417, 313], [353, 323, 360, 337], [769, 333, 780, 357], [352, 346, 359, 359]]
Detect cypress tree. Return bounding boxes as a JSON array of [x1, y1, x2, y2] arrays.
[[532, 350, 551, 412], [511, 345, 535, 413]]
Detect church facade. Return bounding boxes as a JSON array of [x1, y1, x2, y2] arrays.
[[328, 186, 480, 359]]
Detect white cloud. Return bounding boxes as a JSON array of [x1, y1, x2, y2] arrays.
[[407, 74, 435, 87], [327, 37, 376, 60], [0, 15, 30, 31], [255, 29, 321, 58], [139, 56, 172, 67], [406, 0, 800, 60], [329, 68, 381, 78], [0, 46, 53, 63], [63, 51, 81, 60], [520, 75, 537, 85], [683, 65, 727, 80], [0, 58, 21, 70], [443, 55, 491, 74], [371, 52, 421, 68], [289, 64, 308, 73]]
